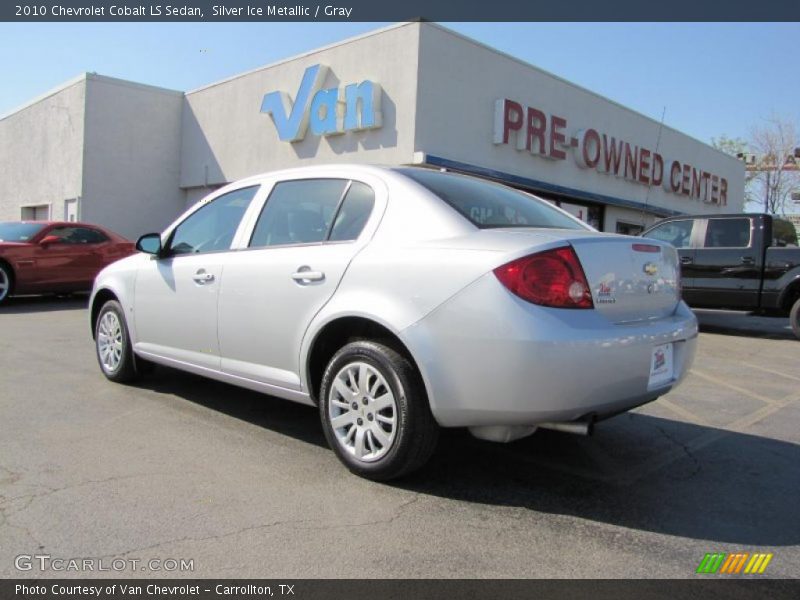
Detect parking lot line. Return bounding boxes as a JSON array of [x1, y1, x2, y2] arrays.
[[740, 361, 800, 384], [622, 388, 800, 484], [689, 369, 783, 406], [657, 396, 708, 426]]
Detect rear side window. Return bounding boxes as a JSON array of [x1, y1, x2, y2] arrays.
[[329, 182, 375, 242], [643, 220, 693, 248], [398, 168, 586, 230], [772, 219, 799, 247], [704, 218, 751, 248], [250, 179, 347, 247]]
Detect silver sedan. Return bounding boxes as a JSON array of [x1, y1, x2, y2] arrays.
[[90, 165, 698, 480]]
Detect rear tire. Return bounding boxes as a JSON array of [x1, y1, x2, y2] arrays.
[[95, 300, 139, 383], [0, 263, 13, 305], [790, 296, 800, 341], [319, 340, 439, 481]]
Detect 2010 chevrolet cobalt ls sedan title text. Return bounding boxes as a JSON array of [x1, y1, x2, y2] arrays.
[[90, 165, 697, 480]]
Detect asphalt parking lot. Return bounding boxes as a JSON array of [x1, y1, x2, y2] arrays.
[[1, 298, 798, 579]]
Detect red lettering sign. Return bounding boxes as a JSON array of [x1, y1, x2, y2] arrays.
[[526, 107, 547, 155], [549, 115, 567, 160], [492, 98, 732, 206]]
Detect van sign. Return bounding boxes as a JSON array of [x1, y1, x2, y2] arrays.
[[260, 64, 382, 142]]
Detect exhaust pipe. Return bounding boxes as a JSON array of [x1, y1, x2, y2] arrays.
[[537, 419, 594, 436]]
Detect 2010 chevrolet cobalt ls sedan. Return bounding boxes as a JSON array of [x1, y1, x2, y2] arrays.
[[90, 165, 697, 480]]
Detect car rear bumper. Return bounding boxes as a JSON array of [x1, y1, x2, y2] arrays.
[[402, 273, 698, 428]]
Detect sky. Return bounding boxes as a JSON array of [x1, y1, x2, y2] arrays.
[[0, 22, 798, 147]]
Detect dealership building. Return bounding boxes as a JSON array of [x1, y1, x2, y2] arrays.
[[0, 22, 744, 239]]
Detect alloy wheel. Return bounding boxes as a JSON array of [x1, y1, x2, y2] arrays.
[[327, 361, 398, 462], [97, 311, 124, 373]]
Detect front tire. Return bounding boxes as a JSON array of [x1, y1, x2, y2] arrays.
[[0, 263, 13, 305], [790, 296, 800, 341], [319, 341, 438, 481], [95, 300, 138, 383]]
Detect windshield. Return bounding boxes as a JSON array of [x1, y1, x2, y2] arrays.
[[397, 168, 588, 231], [0, 222, 46, 243]]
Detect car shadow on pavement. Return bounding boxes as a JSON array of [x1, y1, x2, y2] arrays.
[[0, 295, 88, 314], [397, 414, 800, 548], [138, 366, 328, 449], [135, 365, 798, 548]]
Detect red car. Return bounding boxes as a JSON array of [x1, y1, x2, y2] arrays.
[[0, 221, 136, 304]]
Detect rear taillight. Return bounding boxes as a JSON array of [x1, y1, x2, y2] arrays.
[[494, 246, 594, 309]]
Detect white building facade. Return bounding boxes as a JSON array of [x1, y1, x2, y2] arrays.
[[0, 22, 744, 239]]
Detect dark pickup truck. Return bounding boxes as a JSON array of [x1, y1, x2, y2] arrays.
[[642, 213, 800, 339]]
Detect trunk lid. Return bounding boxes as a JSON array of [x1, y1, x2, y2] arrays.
[[568, 235, 680, 323], [420, 228, 681, 323]]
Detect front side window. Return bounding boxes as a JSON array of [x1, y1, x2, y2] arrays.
[[46, 226, 107, 244], [168, 186, 259, 256], [249, 179, 348, 248], [396, 168, 586, 230], [72, 227, 109, 244], [643, 220, 693, 248], [704, 218, 751, 248]]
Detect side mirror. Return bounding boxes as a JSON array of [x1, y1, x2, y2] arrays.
[[136, 233, 162, 256], [39, 235, 60, 247]]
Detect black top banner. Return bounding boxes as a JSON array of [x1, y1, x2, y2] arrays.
[[3, 0, 800, 22]]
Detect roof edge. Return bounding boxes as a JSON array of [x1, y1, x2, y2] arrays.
[[422, 23, 743, 165], [0, 73, 88, 122]]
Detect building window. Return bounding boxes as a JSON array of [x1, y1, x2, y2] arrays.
[[20, 205, 50, 221], [557, 201, 603, 231]]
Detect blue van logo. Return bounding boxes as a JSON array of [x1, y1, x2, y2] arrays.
[[260, 64, 382, 142]]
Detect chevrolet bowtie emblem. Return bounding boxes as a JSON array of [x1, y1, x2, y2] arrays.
[[644, 263, 658, 276]]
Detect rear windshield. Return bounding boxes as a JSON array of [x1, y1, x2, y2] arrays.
[[0, 222, 46, 242], [397, 168, 587, 230]]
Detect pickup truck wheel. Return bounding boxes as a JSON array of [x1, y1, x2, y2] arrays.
[[319, 340, 439, 481], [95, 300, 139, 383], [790, 297, 800, 341]]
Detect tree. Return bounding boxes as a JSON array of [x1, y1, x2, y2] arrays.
[[712, 117, 800, 214], [711, 135, 756, 206], [748, 115, 799, 215]]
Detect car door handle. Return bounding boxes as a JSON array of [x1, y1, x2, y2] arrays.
[[740, 256, 755, 265], [192, 270, 215, 284], [680, 256, 693, 265], [291, 268, 325, 283]]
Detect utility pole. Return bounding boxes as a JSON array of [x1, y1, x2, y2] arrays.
[[765, 170, 770, 213]]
